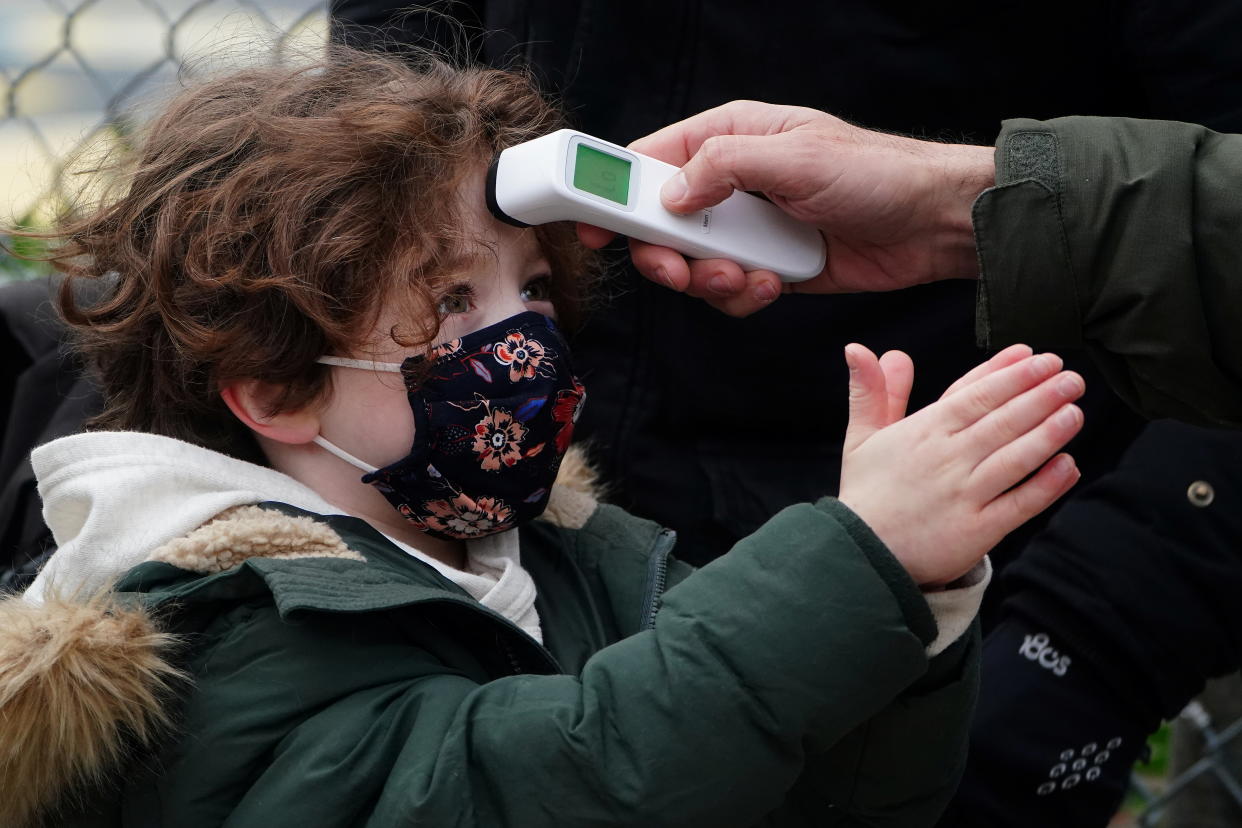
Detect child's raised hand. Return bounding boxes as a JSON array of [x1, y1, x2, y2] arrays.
[[838, 343, 1084, 586]]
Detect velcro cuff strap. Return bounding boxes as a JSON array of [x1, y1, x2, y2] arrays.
[[973, 126, 1084, 350]]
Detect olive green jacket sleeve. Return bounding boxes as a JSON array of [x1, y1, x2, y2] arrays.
[[141, 499, 969, 828], [973, 116, 1242, 426]]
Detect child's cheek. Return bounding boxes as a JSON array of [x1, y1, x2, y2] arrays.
[[321, 368, 418, 467]]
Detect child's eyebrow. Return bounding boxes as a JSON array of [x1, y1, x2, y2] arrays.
[[435, 250, 490, 281], [432, 235, 547, 282], [520, 237, 551, 269]]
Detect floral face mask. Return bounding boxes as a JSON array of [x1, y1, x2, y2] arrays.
[[315, 311, 586, 540]]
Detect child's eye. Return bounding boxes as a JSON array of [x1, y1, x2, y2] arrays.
[[520, 276, 552, 303], [437, 285, 475, 315]]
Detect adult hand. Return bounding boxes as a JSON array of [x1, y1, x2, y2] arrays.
[[577, 100, 995, 317]]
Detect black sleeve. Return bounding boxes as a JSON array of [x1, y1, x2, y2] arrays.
[[937, 615, 1149, 828], [328, 0, 488, 57], [942, 420, 1242, 827], [325, 0, 509, 66], [0, 278, 103, 589], [1121, 0, 1242, 131]]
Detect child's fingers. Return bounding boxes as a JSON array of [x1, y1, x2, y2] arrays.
[[941, 353, 1063, 432], [843, 343, 887, 453], [939, 344, 1034, 400], [970, 403, 1084, 495], [981, 452, 1081, 533], [962, 371, 1085, 460], [879, 350, 914, 422]]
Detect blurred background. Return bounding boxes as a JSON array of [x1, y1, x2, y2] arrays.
[[0, 0, 326, 242], [2, 3, 1241, 826]]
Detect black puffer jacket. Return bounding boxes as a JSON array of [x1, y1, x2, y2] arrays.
[[942, 419, 1242, 827], [332, 0, 1242, 570], [0, 277, 101, 590]]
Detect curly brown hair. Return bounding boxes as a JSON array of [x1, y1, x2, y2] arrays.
[[21, 46, 594, 460]]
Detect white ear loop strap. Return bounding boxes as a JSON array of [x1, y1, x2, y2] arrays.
[[317, 355, 403, 373], [313, 435, 380, 474], [313, 356, 403, 474]]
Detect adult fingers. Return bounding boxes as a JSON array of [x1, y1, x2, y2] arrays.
[[981, 452, 1081, 534], [687, 258, 748, 299], [843, 344, 889, 453], [939, 353, 1063, 432], [659, 131, 818, 215], [630, 100, 823, 167], [939, 344, 1035, 400], [629, 239, 692, 292], [593, 232, 747, 297], [962, 371, 1085, 460], [879, 350, 914, 423], [702, 270, 781, 317], [628, 240, 780, 316], [970, 402, 1084, 496], [576, 223, 617, 249]]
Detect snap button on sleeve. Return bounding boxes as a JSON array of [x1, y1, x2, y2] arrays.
[[1187, 480, 1215, 507]]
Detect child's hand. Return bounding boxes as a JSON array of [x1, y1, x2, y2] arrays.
[[838, 343, 1084, 586]]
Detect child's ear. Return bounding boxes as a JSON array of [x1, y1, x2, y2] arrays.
[[221, 381, 320, 445]]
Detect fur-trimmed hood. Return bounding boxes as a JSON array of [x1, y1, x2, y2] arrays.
[[27, 431, 370, 604], [1, 432, 600, 827]]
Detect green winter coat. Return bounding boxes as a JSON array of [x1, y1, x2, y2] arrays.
[[974, 116, 1242, 426], [19, 493, 978, 827]]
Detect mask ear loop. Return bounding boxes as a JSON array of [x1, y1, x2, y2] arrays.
[[313, 356, 403, 474], [312, 435, 381, 475], [317, 356, 404, 372]]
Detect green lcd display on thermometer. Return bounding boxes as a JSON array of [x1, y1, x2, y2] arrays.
[[572, 144, 632, 206], [487, 129, 826, 281]]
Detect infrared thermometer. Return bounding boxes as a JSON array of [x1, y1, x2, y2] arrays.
[[486, 129, 826, 281]]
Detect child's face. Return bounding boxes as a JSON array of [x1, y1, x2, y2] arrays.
[[314, 199, 558, 471]]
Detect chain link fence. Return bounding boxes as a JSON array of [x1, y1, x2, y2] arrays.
[[3, 3, 1242, 827], [1, 0, 327, 233], [1131, 678, 1242, 827], [1135, 705, 1242, 827]]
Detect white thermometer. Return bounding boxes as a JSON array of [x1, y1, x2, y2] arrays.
[[487, 129, 826, 281]]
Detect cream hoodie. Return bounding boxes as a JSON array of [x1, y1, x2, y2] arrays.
[[26, 431, 544, 641]]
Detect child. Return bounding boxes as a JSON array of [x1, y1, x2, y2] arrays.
[[0, 48, 1084, 827]]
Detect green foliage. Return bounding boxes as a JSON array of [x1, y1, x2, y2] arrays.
[[1144, 721, 1171, 777], [1121, 722, 1173, 818], [0, 208, 54, 283], [0, 241, 52, 283]]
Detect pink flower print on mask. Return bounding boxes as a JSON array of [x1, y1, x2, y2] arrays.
[[494, 331, 546, 382], [419, 494, 514, 537], [431, 338, 462, 360], [473, 408, 527, 471]]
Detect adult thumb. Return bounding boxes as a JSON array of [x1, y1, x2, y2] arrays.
[[843, 343, 888, 453], [661, 133, 788, 215]]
